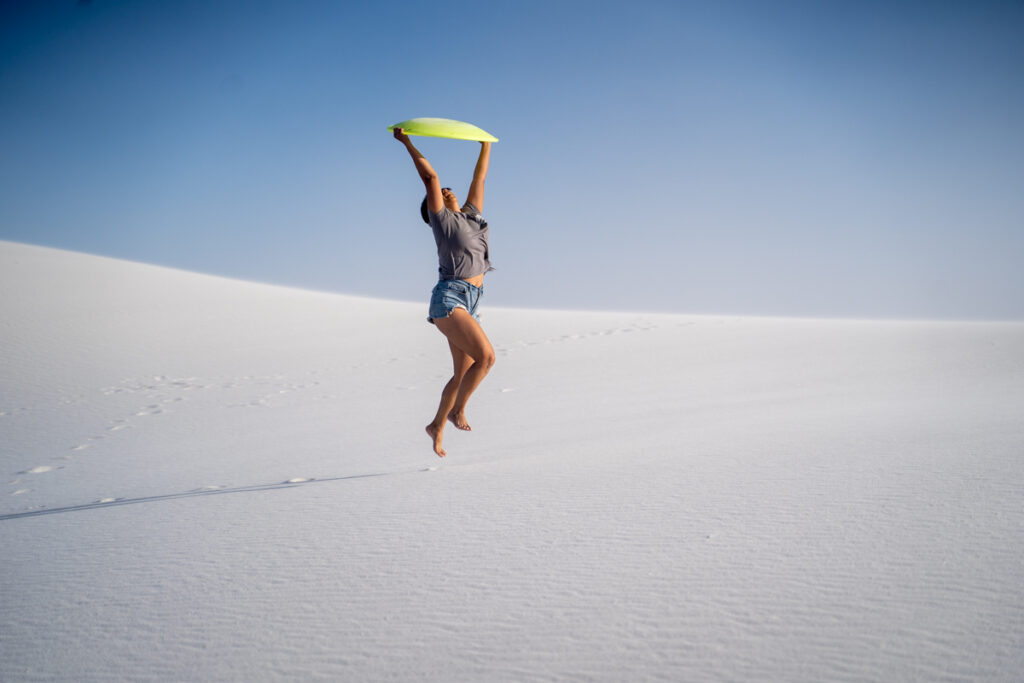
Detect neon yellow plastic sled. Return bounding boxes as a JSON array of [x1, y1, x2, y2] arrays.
[[388, 117, 498, 143]]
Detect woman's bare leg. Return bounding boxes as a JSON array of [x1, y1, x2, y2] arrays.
[[426, 308, 496, 456], [425, 341, 473, 456], [442, 340, 475, 431]]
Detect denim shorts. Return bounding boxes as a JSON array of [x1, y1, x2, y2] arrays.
[[428, 279, 483, 324]]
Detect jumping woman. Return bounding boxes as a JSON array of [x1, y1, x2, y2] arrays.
[[393, 127, 495, 457]]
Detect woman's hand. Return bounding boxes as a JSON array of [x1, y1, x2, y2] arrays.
[[393, 127, 411, 144]]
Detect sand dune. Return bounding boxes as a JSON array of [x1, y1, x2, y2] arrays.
[[2, 240, 1022, 681]]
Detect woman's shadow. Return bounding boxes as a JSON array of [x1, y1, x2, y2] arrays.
[[0, 467, 436, 522]]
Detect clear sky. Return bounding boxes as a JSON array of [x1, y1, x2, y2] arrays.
[[2, 0, 1023, 319]]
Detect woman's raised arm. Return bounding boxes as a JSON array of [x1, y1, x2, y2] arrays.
[[465, 141, 491, 210], [394, 128, 443, 215]]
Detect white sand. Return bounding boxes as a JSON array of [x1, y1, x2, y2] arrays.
[[2, 240, 1023, 681]]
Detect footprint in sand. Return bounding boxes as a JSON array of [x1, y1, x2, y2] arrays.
[[23, 466, 55, 475], [227, 399, 266, 408]]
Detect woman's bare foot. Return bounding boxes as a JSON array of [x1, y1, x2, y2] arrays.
[[425, 424, 446, 457], [447, 411, 472, 431]]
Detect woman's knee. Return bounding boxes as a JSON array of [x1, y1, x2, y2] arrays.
[[464, 342, 494, 369], [477, 346, 496, 369]]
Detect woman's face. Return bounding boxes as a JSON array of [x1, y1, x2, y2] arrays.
[[441, 187, 460, 212]]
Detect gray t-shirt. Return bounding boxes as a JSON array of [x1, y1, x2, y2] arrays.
[[428, 201, 494, 280]]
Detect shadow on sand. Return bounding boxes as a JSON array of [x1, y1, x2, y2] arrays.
[[0, 467, 436, 522]]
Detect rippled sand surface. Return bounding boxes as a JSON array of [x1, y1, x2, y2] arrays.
[[3, 241, 1023, 681]]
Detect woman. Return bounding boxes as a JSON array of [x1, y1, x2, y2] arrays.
[[394, 127, 496, 457]]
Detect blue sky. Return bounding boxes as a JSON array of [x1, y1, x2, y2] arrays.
[[2, 0, 1022, 319]]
